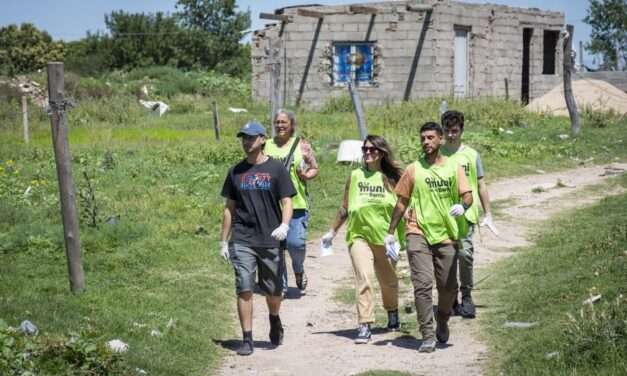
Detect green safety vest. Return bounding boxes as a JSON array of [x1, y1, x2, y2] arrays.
[[346, 167, 405, 247], [265, 137, 309, 210], [442, 145, 480, 224], [410, 157, 468, 245]]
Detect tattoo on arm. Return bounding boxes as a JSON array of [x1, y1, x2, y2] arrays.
[[338, 206, 348, 219]]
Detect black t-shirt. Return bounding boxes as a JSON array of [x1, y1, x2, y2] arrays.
[[221, 157, 296, 248]]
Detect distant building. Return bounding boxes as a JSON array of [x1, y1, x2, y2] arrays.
[[252, 0, 567, 108]]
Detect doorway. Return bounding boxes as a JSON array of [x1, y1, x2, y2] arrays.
[[454, 27, 469, 97], [522, 28, 533, 104]]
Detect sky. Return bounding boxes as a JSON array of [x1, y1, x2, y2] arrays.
[[0, 0, 597, 66]]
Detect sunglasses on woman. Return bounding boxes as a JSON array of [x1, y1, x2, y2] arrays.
[[361, 146, 380, 154]]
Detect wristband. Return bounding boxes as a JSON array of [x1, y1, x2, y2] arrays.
[[462, 202, 471, 211]]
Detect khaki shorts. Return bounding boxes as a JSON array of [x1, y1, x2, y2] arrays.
[[229, 242, 283, 296]]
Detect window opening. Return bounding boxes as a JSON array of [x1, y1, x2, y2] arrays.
[[543, 30, 559, 75], [333, 42, 375, 86]]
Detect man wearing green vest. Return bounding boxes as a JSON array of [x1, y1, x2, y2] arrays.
[[441, 110, 497, 319], [266, 109, 319, 297], [387, 122, 473, 353]]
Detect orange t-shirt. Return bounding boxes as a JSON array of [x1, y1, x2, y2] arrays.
[[395, 158, 471, 237]]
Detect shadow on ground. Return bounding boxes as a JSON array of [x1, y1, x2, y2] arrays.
[[213, 339, 276, 352]]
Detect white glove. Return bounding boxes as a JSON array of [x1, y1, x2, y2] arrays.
[[271, 223, 290, 241], [480, 213, 500, 235], [449, 204, 465, 217], [384, 234, 400, 262], [219, 241, 230, 262], [321, 230, 336, 248]]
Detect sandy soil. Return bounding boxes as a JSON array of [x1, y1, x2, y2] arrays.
[[215, 163, 626, 376]]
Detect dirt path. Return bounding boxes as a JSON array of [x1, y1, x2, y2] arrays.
[[216, 163, 626, 376]]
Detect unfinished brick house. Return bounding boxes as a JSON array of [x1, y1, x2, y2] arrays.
[[251, 0, 567, 108]]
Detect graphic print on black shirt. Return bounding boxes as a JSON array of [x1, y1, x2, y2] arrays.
[[221, 158, 296, 248]]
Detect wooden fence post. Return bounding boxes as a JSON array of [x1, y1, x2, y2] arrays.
[[212, 101, 221, 141], [47, 62, 85, 293], [22, 95, 29, 144], [563, 25, 580, 136]]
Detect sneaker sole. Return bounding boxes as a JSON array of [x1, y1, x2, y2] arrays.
[[418, 345, 435, 353], [354, 338, 370, 344]]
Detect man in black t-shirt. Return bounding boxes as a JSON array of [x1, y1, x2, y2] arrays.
[[220, 121, 296, 356]]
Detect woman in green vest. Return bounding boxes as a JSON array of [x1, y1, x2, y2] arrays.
[[265, 109, 319, 297], [321, 135, 404, 344]]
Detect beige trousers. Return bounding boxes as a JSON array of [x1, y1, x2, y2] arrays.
[[349, 238, 399, 324]]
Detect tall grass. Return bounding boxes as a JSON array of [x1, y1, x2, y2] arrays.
[[482, 175, 627, 375], [1, 69, 626, 374]]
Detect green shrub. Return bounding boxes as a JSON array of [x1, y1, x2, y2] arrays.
[[581, 106, 625, 128], [0, 320, 131, 375], [197, 71, 250, 102], [564, 295, 627, 371], [321, 94, 353, 113]]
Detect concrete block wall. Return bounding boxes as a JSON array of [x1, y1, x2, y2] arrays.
[[252, 0, 565, 108]]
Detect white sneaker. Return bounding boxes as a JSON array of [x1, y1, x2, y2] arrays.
[[354, 324, 371, 344]]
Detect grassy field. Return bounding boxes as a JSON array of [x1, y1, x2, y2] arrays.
[[481, 174, 627, 375], [1, 69, 626, 374]]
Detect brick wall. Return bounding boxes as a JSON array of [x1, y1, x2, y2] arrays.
[[252, 0, 566, 108]]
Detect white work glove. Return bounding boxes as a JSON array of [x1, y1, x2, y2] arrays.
[[449, 204, 465, 217], [271, 223, 290, 241], [384, 234, 400, 262], [320, 230, 335, 257], [321, 230, 336, 248], [219, 241, 230, 262], [480, 213, 500, 235]]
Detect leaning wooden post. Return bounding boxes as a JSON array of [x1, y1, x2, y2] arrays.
[[348, 81, 368, 140], [562, 24, 580, 136], [22, 95, 29, 144], [269, 60, 281, 137], [47, 62, 85, 293], [212, 100, 221, 141]]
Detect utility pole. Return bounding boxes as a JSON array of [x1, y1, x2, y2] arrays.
[[562, 25, 580, 137], [47, 62, 85, 293]]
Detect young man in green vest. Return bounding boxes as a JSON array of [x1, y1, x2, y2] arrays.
[[387, 122, 473, 353], [441, 110, 497, 319]]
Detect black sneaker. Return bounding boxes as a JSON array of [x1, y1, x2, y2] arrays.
[[386, 310, 400, 331], [269, 315, 284, 346], [460, 295, 476, 319], [295, 272, 308, 292], [354, 323, 371, 344], [435, 316, 449, 344], [451, 299, 461, 316], [236, 338, 254, 356]]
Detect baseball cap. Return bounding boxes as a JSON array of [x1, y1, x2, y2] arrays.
[[237, 121, 266, 137]]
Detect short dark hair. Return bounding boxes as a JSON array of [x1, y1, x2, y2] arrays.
[[441, 110, 465, 131], [420, 121, 443, 136]]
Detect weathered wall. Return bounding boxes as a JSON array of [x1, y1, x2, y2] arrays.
[[252, 0, 565, 108], [577, 71, 627, 93]]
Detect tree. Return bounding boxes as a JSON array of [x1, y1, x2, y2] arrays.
[[104, 11, 182, 69], [0, 23, 64, 75], [175, 0, 251, 74], [584, 0, 627, 70]]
